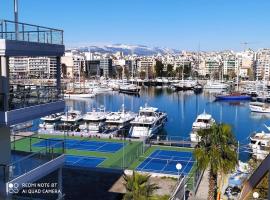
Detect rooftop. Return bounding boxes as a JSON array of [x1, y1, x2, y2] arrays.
[[0, 19, 63, 45]]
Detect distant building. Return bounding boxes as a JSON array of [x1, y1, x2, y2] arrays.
[[125, 60, 137, 77], [61, 52, 85, 79], [9, 56, 58, 78], [85, 60, 100, 77], [204, 58, 221, 77], [222, 55, 239, 76], [255, 49, 270, 80], [99, 59, 113, 78], [137, 58, 156, 78]]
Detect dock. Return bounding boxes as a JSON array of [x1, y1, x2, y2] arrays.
[[150, 139, 197, 148]]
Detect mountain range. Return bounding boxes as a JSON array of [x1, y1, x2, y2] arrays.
[[72, 44, 181, 56]]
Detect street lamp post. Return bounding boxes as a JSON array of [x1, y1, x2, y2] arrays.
[[176, 163, 186, 200], [176, 163, 182, 180], [253, 192, 259, 199]]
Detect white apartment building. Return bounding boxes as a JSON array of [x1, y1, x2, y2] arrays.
[[137, 58, 156, 75], [222, 55, 239, 76], [255, 49, 270, 80], [9, 57, 58, 78], [61, 51, 85, 79], [173, 58, 191, 70], [236, 50, 254, 78], [204, 57, 221, 77]]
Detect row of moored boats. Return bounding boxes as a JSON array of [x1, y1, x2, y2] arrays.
[[39, 104, 167, 138]]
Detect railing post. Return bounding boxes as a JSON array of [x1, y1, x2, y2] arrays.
[[4, 21, 7, 39], [22, 24, 25, 41], [0, 21, 3, 39], [61, 30, 64, 45], [50, 29, 52, 44], [37, 26, 40, 42]]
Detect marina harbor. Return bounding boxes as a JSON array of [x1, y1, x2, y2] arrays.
[[2, 0, 270, 199]]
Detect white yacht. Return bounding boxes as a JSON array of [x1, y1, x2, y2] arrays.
[[190, 111, 215, 142], [79, 107, 108, 133], [12, 121, 34, 132], [119, 84, 140, 94], [89, 83, 112, 94], [39, 113, 63, 131], [173, 80, 197, 91], [249, 131, 270, 160], [106, 105, 136, 132], [249, 102, 270, 113], [204, 81, 229, 90], [61, 110, 83, 123], [64, 91, 96, 99], [129, 104, 167, 138], [58, 110, 83, 131]]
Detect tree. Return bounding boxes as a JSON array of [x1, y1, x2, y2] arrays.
[[167, 64, 174, 77], [139, 71, 146, 80], [228, 71, 237, 80], [61, 64, 67, 78], [175, 67, 183, 78], [123, 171, 159, 200], [193, 123, 238, 200], [124, 67, 130, 79], [116, 66, 123, 79], [154, 60, 164, 77]]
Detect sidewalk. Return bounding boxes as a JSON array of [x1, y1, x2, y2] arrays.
[[190, 168, 210, 200]]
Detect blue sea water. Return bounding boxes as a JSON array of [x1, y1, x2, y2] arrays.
[[33, 86, 270, 160]]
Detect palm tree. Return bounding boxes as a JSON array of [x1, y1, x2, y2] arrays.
[[123, 171, 159, 200], [193, 123, 238, 200]]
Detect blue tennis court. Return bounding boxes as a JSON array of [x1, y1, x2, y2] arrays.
[[33, 138, 125, 153], [65, 155, 105, 168], [136, 150, 194, 175]]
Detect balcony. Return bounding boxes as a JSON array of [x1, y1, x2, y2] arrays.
[[0, 20, 64, 57], [0, 137, 65, 197], [0, 84, 65, 126]]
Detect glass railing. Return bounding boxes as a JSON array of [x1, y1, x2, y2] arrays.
[[0, 20, 63, 45], [0, 85, 63, 111], [0, 137, 64, 182]]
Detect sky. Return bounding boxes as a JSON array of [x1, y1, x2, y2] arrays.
[[1, 0, 270, 51]]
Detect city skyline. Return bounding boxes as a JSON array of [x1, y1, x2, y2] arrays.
[[1, 0, 270, 51]]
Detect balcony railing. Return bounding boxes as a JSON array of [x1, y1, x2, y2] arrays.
[[0, 20, 63, 45], [0, 138, 64, 182], [0, 85, 63, 111]]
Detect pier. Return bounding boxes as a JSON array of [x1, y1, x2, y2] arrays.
[[150, 139, 197, 148]]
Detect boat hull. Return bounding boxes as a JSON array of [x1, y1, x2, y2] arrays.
[[119, 88, 140, 94], [215, 95, 251, 101]]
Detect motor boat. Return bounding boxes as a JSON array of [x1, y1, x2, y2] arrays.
[[64, 92, 96, 99], [204, 81, 229, 90], [193, 84, 203, 94], [190, 111, 215, 142], [129, 104, 167, 138], [173, 80, 197, 91], [79, 106, 108, 133], [119, 84, 140, 94], [106, 104, 136, 135], [39, 113, 63, 131], [57, 110, 83, 131], [249, 131, 270, 160], [249, 102, 270, 113]]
